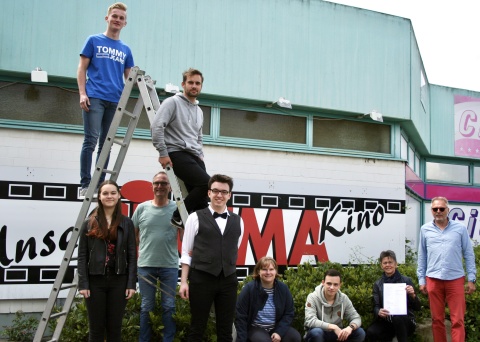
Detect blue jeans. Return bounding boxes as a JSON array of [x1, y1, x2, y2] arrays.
[[138, 267, 178, 342], [80, 98, 117, 188], [305, 327, 366, 342]]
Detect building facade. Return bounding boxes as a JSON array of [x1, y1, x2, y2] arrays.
[[1, 0, 480, 315]]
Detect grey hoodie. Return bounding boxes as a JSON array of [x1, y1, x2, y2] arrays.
[[151, 93, 204, 158], [304, 284, 362, 331]]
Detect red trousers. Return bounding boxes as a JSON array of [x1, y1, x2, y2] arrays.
[[426, 276, 466, 342]]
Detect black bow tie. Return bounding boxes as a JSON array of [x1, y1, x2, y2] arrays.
[[213, 212, 228, 219]]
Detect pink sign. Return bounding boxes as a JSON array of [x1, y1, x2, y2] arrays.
[[454, 95, 480, 158]]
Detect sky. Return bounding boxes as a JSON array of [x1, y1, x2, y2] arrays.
[[329, 0, 480, 92]]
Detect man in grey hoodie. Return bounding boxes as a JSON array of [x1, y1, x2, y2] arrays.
[[152, 68, 210, 229], [304, 269, 366, 342]]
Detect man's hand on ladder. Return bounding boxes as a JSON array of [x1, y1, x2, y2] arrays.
[[159, 156, 172, 169]]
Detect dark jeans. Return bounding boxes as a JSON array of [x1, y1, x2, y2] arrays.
[[169, 151, 209, 214], [248, 325, 301, 342], [84, 271, 128, 342], [188, 269, 238, 341], [366, 316, 415, 342]]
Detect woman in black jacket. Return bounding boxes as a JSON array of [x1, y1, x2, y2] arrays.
[[77, 180, 137, 342], [235, 256, 301, 342]]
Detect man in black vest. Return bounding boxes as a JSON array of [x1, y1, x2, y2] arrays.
[[179, 174, 244, 341]]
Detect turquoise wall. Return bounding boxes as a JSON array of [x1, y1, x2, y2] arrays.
[[1, 0, 411, 114], [3, 0, 480, 158]]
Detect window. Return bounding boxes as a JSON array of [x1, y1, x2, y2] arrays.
[[0, 82, 81, 125], [219, 108, 306, 143], [402, 134, 421, 176], [0, 81, 212, 136], [312, 119, 390, 153], [200, 105, 211, 135], [473, 166, 480, 185], [426, 162, 469, 184], [408, 146, 415, 168], [1, 78, 395, 159], [401, 135, 408, 160], [414, 154, 420, 175]]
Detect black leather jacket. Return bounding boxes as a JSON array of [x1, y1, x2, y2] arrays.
[[77, 216, 137, 290]]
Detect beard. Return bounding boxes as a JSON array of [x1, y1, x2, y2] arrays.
[[185, 89, 199, 98]]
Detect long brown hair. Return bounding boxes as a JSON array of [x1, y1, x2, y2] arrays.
[[86, 180, 123, 240]]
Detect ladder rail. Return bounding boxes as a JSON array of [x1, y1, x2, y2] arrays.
[[34, 67, 145, 341], [34, 66, 190, 341], [165, 165, 189, 226], [139, 75, 190, 225]]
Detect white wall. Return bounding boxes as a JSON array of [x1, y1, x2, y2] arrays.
[[0, 128, 407, 311]]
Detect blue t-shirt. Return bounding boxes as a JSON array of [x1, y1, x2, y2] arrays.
[[80, 33, 134, 102]]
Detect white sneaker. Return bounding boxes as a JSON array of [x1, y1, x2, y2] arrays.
[[78, 187, 88, 199]]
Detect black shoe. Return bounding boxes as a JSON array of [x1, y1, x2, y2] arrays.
[[171, 213, 184, 229]]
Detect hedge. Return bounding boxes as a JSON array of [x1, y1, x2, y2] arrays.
[[7, 245, 479, 341]]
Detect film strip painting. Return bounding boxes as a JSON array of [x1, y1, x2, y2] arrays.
[[1, 180, 405, 284], [1, 266, 76, 285], [0, 180, 405, 214], [0, 266, 254, 285], [231, 193, 404, 214]]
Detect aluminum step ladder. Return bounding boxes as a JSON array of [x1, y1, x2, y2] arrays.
[[33, 66, 188, 342]]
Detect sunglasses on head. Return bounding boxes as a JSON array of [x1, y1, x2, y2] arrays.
[[432, 207, 446, 212]]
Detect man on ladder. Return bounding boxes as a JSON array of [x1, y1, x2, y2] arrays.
[[77, 1, 134, 198], [152, 68, 210, 228]]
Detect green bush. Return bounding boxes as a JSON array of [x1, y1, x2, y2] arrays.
[[8, 244, 480, 341], [1, 310, 38, 341]]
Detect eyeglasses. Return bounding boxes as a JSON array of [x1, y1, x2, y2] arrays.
[[210, 189, 230, 195], [432, 207, 446, 212], [153, 181, 169, 187]]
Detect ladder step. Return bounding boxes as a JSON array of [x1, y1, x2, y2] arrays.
[[101, 168, 117, 176], [112, 138, 127, 147], [120, 109, 136, 119], [50, 311, 68, 320], [34, 67, 170, 342], [59, 283, 77, 291]]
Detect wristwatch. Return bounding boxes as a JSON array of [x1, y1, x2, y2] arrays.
[[349, 324, 356, 331]]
